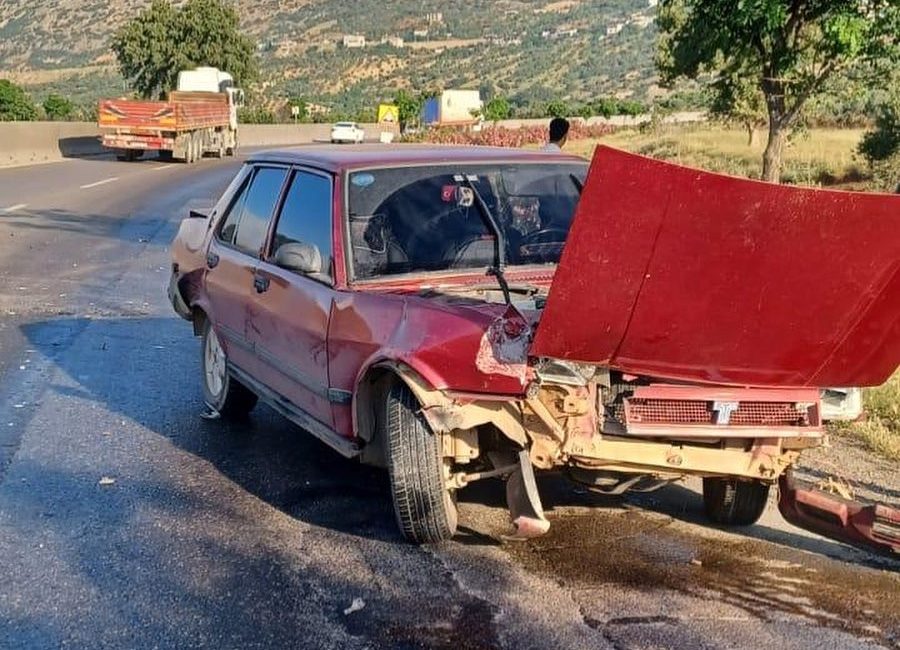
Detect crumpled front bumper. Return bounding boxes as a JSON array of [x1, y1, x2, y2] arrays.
[[778, 469, 900, 556], [167, 272, 192, 320]]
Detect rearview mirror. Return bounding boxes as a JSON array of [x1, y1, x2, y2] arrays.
[[274, 242, 322, 275]]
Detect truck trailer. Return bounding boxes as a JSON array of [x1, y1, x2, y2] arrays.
[[98, 67, 243, 163], [421, 90, 484, 129]]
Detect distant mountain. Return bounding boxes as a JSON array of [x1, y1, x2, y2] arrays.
[[0, 0, 663, 114]]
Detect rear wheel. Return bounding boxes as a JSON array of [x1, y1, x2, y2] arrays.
[[383, 380, 458, 543], [703, 477, 769, 525], [200, 320, 257, 418]]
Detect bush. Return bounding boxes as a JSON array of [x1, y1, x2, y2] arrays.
[[859, 103, 900, 164], [43, 93, 76, 120], [237, 106, 276, 124], [0, 79, 38, 121], [400, 122, 616, 147]]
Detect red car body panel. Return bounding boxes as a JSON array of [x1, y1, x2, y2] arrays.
[[531, 146, 900, 388]]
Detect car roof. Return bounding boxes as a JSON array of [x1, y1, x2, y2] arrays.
[[247, 144, 588, 173]]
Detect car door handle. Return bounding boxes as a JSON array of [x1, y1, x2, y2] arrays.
[[253, 274, 270, 293], [206, 251, 220, 269]]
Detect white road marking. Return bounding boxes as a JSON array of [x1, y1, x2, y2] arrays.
[[2, 203, 28, 212], [150, 165, 171, 171], [80, 177, 119, 189]]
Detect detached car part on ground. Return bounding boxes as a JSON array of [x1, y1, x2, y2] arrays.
[[169, 144, 900, 555]]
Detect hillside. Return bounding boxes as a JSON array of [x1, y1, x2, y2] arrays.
[[0, 0, 662, 114]]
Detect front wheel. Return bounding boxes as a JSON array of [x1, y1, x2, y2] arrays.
[[200, 320, 257, 418], [383, 380, 458, 543], [703, 477, 769, 526]]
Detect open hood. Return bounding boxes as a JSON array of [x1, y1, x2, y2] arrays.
[[530, 146, 900, 388]]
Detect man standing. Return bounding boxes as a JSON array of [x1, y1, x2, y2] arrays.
[[541, 117, 570, 151]]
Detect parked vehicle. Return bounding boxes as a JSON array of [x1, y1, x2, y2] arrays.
[[331, 122, 365, 144], [421, 90, 483, 129], [98, 66, 243, 163], [168, 144, 900, 553]]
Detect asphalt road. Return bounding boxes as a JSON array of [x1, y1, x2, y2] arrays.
[[0, 152, 897, 650]]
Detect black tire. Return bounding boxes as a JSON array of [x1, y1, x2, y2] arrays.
[[200, 320, 257, 418], [159, 150, 173, 162], [703, 477, 769, 526], [383, 380, 458, 543]]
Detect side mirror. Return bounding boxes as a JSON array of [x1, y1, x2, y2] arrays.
[[189, 209, 208, 219], [274, 242, 322, 275]]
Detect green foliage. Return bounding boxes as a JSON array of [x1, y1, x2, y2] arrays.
[[657, 0, 900, 180], [111, 0, 257, 99], [859, 99, 900, 191], [42, 93, 76, 120], [859, 102, 900, 163], [0, 79, 38, 121], [482, 96, 511, 122], [237, 106, 276, 123], [545, 100, 569, 118], [393, 89, 423, 130]]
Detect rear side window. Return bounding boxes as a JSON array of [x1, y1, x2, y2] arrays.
[[271, 171, 334, 277], [233, 167, 288, 255]]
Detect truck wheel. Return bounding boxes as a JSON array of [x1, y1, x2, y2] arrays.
[[200, 320, 257, 418], [703, 477, 769, 526], [159, 150, 173, 162], [383, 380, 458, 543]]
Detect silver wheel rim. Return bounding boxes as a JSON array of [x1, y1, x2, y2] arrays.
[[204, 328, 226, 399]]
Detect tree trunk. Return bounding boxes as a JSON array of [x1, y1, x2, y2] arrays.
[[762, 122, 787, 183], [746, 122, 756, 147]]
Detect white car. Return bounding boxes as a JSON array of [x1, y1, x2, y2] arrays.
[[330, 122, 365, 144]]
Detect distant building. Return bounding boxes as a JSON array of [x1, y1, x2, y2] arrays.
[[342, 34, 366, 48], [413, 29, 429, 38], [345, 34, 367, 48], [633, 15, 655, 28], [425, 11, 443, 24], [386, 36, 405, 48], [606, 23, 624, 36]]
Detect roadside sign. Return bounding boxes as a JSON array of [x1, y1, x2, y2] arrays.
[[378, 104, 399, 123]]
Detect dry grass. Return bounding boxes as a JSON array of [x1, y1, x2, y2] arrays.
[[565, 124, 898, 459], [835, 375, 900, 462], [569, 124, 869, 187]]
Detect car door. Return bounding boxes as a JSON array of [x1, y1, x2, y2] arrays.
[[248, 168, 337, 429], [204, 165, 289, 376]]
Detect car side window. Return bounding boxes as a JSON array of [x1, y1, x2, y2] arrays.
[[224, 167, 288, 256], [217, 177, 250, 245], [270, 170, 334, 278]]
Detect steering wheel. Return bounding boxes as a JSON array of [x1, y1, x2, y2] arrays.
[[516, 227, 568, 263], [518, 228, 568, 246]]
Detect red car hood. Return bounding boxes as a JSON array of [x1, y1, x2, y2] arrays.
[[530, 146, 900, 387]]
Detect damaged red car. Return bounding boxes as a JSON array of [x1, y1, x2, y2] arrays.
[[169, 144, 900, 552]]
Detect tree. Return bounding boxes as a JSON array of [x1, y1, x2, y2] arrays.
[[483, 96, 511, 122], [545, 100, 569, 118], [709, 73, 767, 146], [0, 80, 38, 121], [43, 93, 76, 120], [393, 89, 423, 131], [111, 0, 257, 99], [658, 0, 900, 182]]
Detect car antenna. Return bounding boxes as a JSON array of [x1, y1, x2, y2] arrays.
[[462, 176, 512, 306]]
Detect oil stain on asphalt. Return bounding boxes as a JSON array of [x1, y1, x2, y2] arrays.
[[505, 509, 900, 647]]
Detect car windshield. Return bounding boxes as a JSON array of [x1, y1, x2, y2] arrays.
[[347, 161, 588, 280], [335, 122, 355, 128]]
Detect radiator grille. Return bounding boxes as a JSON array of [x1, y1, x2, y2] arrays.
[[625, 399, 808, 426]]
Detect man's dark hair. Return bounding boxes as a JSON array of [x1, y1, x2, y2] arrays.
[[549, 117, 570, 143]]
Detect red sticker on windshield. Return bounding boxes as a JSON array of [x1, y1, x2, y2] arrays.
[[441, 185, 457, 202]]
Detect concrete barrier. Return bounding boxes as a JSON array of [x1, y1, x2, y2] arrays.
[[0, 121, 104, 167], [0, 122, 401, 168]]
